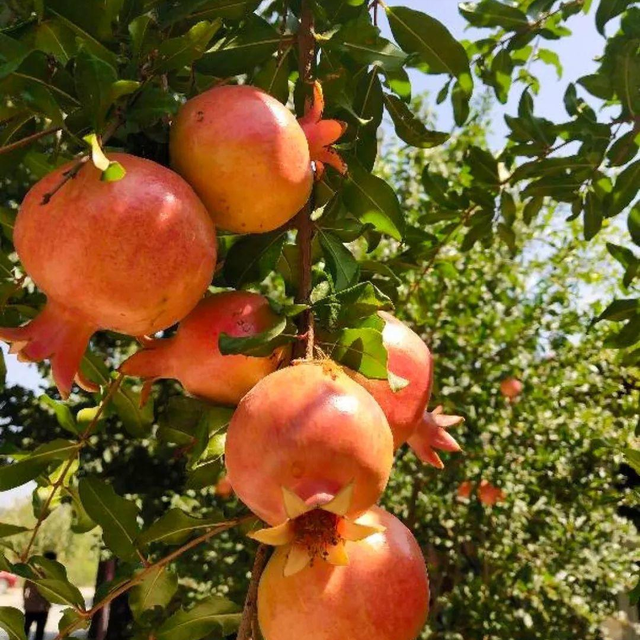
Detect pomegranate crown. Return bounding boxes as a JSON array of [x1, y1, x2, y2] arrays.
[[298, 81, 348, 180], [407, 405, 464, 469], [248, 483, 384, 577]]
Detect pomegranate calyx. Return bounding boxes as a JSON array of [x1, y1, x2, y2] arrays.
[[298, 81, 347, 180], [407, 405, 464, 469], [248, 484, 384, 577]]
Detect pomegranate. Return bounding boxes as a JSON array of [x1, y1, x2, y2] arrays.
[[345, 311, 433, 448], [215, 474, 234, 499], [500, 376, 523, 400], [258, 507, 429, 640], [0, 153, 216, 398], [457, 480, 472, 500], [478, 480, 506, 506], [407, 406, 463, 469], [120, 291, 289, 405], [224, 360, 393, 525], [170, 82, 346, 234]]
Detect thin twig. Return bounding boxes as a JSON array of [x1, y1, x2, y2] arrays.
[[0, 126, 61, 156], [236, 544, 270, 640], [20, 374, 125, 561], [53, 515, 253, 640]]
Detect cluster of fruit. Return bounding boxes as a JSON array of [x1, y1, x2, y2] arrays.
[[1, 82, 465, 640]]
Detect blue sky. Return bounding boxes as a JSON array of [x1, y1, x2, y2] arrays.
[[0, 1, 615, 506]]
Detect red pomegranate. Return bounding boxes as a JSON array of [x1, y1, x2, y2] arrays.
[[478, 480, 506, 506], [170, 82, 346, 234], [224, 361, 393, 525], [258, 507, 430, 640], [215, 474, 234, 499], [346, 311, 433, 448], [0, 154, 216, 398], [120, 292, 289, 405], [500, 376, 523, 400], [457, 480, 472, 501]]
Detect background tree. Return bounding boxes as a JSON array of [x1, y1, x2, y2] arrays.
[[0, 1, 638, 639]]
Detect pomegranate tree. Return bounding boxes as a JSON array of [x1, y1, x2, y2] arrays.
[[257, 507, 430, 640], [224, 360, 394, 526], [121, 291, 289, 405], [170, 82, 346, 234], [0, 154, 216, 398]]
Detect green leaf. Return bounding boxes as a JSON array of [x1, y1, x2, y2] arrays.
[[138, 509, 225, 547], [33, 579, 85, 608], [219, 315, 294, 357], [78, 477, 141, 561], [0, 440, 78, 491], [319, 230, 361, 291], [605, 316, 640, 348], [253, 51, 292, 104], [468, 146, 500, 188], [321, 327, 388, 379], [74, 49, 117, 130], [537, 48, 562, 79], [500, 191, 516, 226], [33, 20, 77, 65], [223, 230, 287, 287], [383, 93, 448, 148], [129, 566, 178, 619], [490, 50, 513, 104], [128, 86, 180, 125], [523, 196, 544, 225], [314, 282, 393, 327], [386, 6, 470, 78], [583, 192, 603, 241], [596, 0, 632, 34], [0, 607, 27, 640], [451, 80, 470, 125], [630, 203, 640, 246], [158, 0, 261, 26], [153, 20, 221, 74], [58, 609, 89, 634], [608, 129, 639, 167], [0, 34, 32, 80], [0, 522, 29, 538], [344, 162, 405, 240], [157, 596, 241, 640], [39, 395, 78, 435], [609, 160, 640, 217], [459, 0, 529, 29], [595, 299, 639, 323], [329, 15, 407, 72], [196, 15, 280, 77], [614, 39, 640, 119]]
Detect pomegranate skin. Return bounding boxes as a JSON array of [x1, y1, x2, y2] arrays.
[[225, 361, 394, 525], [1, 153, 216, 397], [500, 377, 523, 400], [121, 292, 290, 405], [258, 507, 430, 640], [170, 85, 313, 234], [347, 312, 433, 448]]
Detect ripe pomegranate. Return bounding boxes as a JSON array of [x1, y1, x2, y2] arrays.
[[224, 361, 393, 525], [345, 311, 433, 448], [457, 480, 472, 500], [258, 507, 429, 640], [407, 406, 463, 468], [500, 376, 523, 401], [0, 154, 216, 398], [170, 82, 346, 234], [478, 480, 506, 506], [120, 292, 289, 405], [215, 474, 234, 499]]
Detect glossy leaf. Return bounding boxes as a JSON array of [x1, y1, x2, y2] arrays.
[[129, 566, 178, 619], [138, 509, 225, 547], [383, 93, 449, 148], [156, 596, 241, 640], [0, 607, 26, 640]]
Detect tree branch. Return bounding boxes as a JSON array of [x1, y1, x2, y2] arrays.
[[20, 374, 125, 562], [54, 515, 253, 640], [236, 544, 270, 640], [0, 126, 61, 156]]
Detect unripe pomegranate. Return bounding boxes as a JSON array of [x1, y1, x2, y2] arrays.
[[345, 311, 433, 448], [500, 376, 523, 400], [258, 507, 429, 640], [0, 154, 216, 398], [170, 82, 346, 234], [120, 292, 289, 405], [225, 361, 393, 525]]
